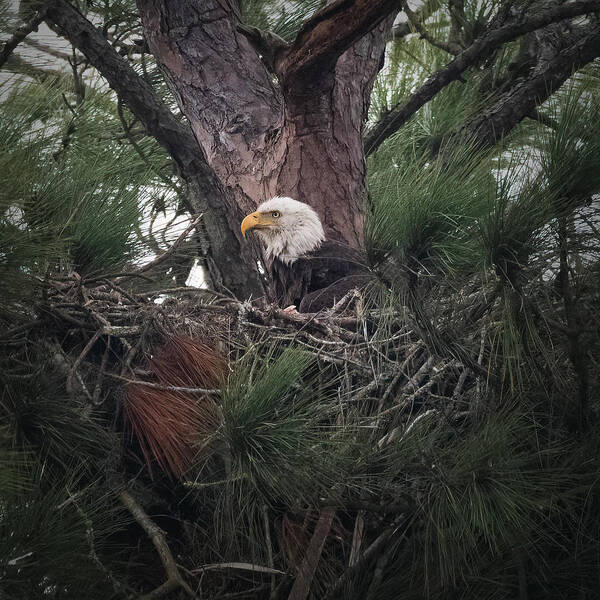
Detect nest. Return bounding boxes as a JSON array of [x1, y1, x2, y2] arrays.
[[1, 266, 482, 479]]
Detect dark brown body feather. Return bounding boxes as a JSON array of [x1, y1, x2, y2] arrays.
[[270, 241, 369, 312]]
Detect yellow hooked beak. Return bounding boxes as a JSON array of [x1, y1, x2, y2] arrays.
[[240, 211, 278, 238]]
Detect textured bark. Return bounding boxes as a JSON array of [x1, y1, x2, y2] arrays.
[[138, 0, 393, 251], [137, 0, 283, 215], [278, 18, 391, 245], [44, 0, 264, 299]]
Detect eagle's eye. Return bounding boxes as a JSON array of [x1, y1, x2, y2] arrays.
[[271, 211, 281, 218]]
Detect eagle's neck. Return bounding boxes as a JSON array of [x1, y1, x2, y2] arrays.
[[259, 215, 325, 266]]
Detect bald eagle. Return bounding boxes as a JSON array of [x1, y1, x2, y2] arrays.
[[241, 197, 368, 312]]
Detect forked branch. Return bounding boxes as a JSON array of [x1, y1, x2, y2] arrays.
[[44, 0, 266, 298], [119, 490, 195, 599]]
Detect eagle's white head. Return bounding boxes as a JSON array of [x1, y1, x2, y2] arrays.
[[241, 196, 325, 265]]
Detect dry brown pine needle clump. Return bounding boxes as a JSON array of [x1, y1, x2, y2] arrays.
[[123, 336, 227, 479]]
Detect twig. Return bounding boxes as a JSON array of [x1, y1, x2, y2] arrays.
[[92, 335, 111, 406], [365, 536, 396, 600], [475, 324, 487, 410], [0, 8, 47, 69], [100, 279, 139, 304], [287, 508, 335, 600], [451, 368, 470, 402], [117, 99, 181, 195], [393, 0, 441, 39], [263, 505, 277, 599], [0, 319, 44, 340], [349, 512, 365, 567], [377, 370, 404, 413], [119, 489, 195, 599], [404, 355, 437, 394], [135, 286, 222, 298], [193, 562, 285, 575], [107, 372, 219, 394], [83, 272, 155, 285], [66, 328, 103, 397], [70, 490, 128, 595], [134, 214, 204, 276], [527, 108, 560, 130], [322, 524, 399, 600]]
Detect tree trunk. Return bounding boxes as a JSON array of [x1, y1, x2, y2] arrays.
[[137, 0, 390, 252]]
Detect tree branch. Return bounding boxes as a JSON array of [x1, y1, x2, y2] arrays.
[[276, 0, 402, 84], [457, 24, 600, 150], [448, 0, 465, 49], [3, 52, 69, 85], [44, 0, 209, 183], [23, 36, 71, 62], [365, 0, 600, 154], [0, 7, 47, 70]]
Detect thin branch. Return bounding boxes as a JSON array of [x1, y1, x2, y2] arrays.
[[448, 0, 465, 48], [400, 0, 460, 55], [92, 335, 111, 406], [2, 52, 67, 83], [365, 0, 600, 154], [365, 538, 397, 600], [348, 512, 365, 567], [0, 7, 47, 69], [116, 98, 181, 195], [323, 524, 399, 600], [119, 489, 195, 599], [70, 490, 129, 595], [107, 372, 219, 395], [393, 0, 441, 39], [135, 214, 203, 275], [193, 562, 285, 575], [22, 36, 71, 61], [44, 0, 207, 177], [66, 328, 103, 397], [527, 108, 560, 130], [263, 504, 277, 599], [287, 508, 335, 600], [0, 319, 44, 341]]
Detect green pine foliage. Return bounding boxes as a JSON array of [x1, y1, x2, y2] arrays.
[[0, 480, 131, 600], [186, 346, 354, 560]]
